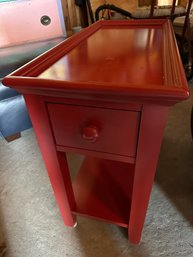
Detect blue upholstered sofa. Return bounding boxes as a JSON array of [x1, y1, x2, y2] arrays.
[[0, 38, 64, 141]]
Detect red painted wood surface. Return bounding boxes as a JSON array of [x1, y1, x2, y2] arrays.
[[47, 103, 140, 158], [23, 95, 76, 227], [3, 20, 189, 104], [72, 157, 135, 227], [2, 20, 189, 244], [128, 104, 169, 243], [39, 27, 163, 86]]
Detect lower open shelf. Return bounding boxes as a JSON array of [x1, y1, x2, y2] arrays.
[[72, 157, 135, 228]]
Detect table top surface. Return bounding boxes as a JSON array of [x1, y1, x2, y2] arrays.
[[2, 20, 189, 103], [39, 27, 163, 86]]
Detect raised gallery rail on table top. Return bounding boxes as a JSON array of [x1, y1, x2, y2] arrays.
[[1, 19, 190, 244], [3, 19, 189, 104]]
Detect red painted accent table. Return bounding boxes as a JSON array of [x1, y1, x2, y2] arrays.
[[3, 20, 189, 244]]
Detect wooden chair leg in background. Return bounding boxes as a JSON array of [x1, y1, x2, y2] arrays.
[[5, 132, 21, 142], [191, 106, 193, 140]]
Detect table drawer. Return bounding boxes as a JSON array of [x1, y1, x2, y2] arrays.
[[47, 103, 140, 158]]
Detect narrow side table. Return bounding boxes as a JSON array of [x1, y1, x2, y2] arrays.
[[3, 20, 189, 244]]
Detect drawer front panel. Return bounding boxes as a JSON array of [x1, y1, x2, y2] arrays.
[[47, 104, 140, 157]]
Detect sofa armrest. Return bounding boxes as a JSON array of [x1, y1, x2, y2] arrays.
[[0, 37, 65, 78]]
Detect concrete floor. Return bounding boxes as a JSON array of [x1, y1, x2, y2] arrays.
[[0, 86, 193, 257]]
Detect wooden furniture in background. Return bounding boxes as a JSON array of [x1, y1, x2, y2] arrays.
[[191, 106, 193, 139], [90, 0, 138, 18], [62, 0, 81, 34], [61, 0, 89, 35]]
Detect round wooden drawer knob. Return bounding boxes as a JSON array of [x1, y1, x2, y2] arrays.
[[82, 125, 99, 142]]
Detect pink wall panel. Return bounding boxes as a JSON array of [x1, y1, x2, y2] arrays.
[[0, 0, 66, 47]]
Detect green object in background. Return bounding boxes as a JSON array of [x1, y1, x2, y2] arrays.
[[0, 0, 17, 2]]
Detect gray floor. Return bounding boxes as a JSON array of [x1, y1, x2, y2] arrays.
[[0, 86, 193, 257]]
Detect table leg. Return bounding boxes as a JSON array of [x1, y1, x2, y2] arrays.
[[24, 95, 76, 227], [128, 104, 169, 244]]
